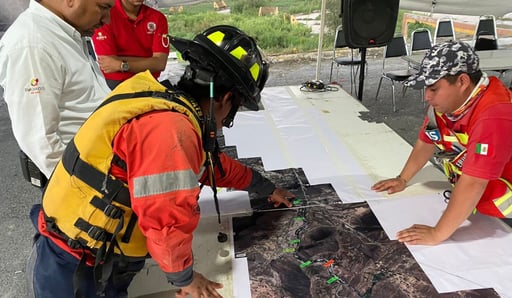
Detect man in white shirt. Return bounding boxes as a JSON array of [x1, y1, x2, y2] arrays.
[[0, 0, 113, 185]]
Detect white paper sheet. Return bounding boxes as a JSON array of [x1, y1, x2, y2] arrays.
[[198, 187, 252, 218], [368, 195, 512, 294], [232, 257, 251, 298], [224, 87, 379, 203]]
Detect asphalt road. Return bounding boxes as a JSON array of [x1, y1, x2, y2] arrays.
[[0, 90, 38, 298]]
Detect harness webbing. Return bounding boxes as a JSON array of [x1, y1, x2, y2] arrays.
[[97, 91, 204, 126], [62, 141, 131, 207]]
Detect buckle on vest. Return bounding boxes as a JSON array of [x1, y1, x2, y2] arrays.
[[87, 226, 107, 242], [103, 204, 123, 219], [67, 238, 82, 250]]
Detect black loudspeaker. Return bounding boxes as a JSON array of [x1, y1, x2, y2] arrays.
[[342, 0, 400, 48]]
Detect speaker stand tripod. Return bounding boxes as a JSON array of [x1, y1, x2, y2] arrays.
[[357, 48, 366, 101]]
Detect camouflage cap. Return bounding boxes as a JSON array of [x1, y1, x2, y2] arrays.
[[404, 40, 480, 88]]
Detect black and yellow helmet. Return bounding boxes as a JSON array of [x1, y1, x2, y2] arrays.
[[170, 25, 268, 111]]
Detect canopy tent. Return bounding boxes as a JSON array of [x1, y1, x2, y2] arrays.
[[399, 0, 512, 17], [315, 0, 512, 99]]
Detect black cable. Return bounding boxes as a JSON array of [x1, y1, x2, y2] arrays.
[[300, 80, 339, 92]]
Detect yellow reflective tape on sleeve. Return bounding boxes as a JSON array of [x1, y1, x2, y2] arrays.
[[207, 31, 225, 46], [493, 179, 512, 217], [494, 192, 510, 206], [133, 169, 199, 198], [500, 204, 512, 217], [444, 135, 459, 142], [454, 132, 469, 145]]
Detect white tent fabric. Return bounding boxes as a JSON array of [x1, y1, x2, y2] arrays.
[[315, 0, 512, 82], [399, 0, 512, 17]]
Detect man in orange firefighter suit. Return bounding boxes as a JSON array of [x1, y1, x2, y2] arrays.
[[26, 25, 294, 298], [372, 41, 512, 246]]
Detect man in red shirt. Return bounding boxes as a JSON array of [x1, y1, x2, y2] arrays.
[[92, 0, 169, 89], [372, 41, 512, 246], [27, 25, 294, 297]]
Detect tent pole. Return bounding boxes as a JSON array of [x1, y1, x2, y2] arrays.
[[315, 0, 327, 81]]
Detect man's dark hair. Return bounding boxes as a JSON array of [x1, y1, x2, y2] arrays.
[[444, 70, 483, 85]]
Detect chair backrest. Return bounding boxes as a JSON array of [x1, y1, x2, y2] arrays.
[[385, 35, 408, 58], [474, 15, 497, 39], [334, 25, 349, 49], [410, 28, 432, 53], [381, 35, 408, 71], [434, 18, 455, 44], [473, 15, 498, 51]]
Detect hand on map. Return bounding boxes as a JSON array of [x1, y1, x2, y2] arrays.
[[396, 224, 444, 246], [268, 188, 294, 208], [176, 271, 223, 298], [371, 176, 407, 194]]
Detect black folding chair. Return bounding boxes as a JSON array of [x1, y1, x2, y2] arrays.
[[329, 24, 363, 95], [473, 15, 498, 51], [434, 18, 456, 45], [375, 35, 416, 112]]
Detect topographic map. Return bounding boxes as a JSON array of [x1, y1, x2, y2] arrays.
[[219, 141, 499, 298]]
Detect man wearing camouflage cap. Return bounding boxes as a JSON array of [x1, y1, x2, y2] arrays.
[[372, 41, 512, 245]]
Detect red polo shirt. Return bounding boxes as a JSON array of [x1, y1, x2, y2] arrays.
[[418, 77, 512, 217], [92, 0, 169, 81]]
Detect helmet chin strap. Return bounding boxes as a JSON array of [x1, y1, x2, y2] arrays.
[[222, 104, 240, 128]]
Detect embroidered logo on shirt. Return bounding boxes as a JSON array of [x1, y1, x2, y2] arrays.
[[147, 22, 156, 34], [161, 34, 170, 48], [25, 78, 45, 95], [425, 129, 441, 141], [475, 143, 489, 155], [95, 31, 107, 41]]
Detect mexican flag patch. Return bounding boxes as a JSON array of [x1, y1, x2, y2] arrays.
[[475, 143, 489, 155]]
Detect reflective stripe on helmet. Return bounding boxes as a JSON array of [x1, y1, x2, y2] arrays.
[[207, 31, 261, 83], [248, 63, 261, 83], [207, 31, 225, 46], [172, 25, 269, 111], [230, 46, 260, 82]]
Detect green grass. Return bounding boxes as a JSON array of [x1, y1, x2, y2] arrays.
[[271, 0, 321, 14], [163, 0, 408, 55]]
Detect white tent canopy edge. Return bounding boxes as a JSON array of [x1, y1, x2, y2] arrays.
[[399, 0, 512, 18], [315, 0, 512, 82]]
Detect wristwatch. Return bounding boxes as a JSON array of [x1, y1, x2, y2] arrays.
[[120, 61, 129, 72]]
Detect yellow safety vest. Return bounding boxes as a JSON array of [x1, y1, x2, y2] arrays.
[[42, 71, 204, 258]]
